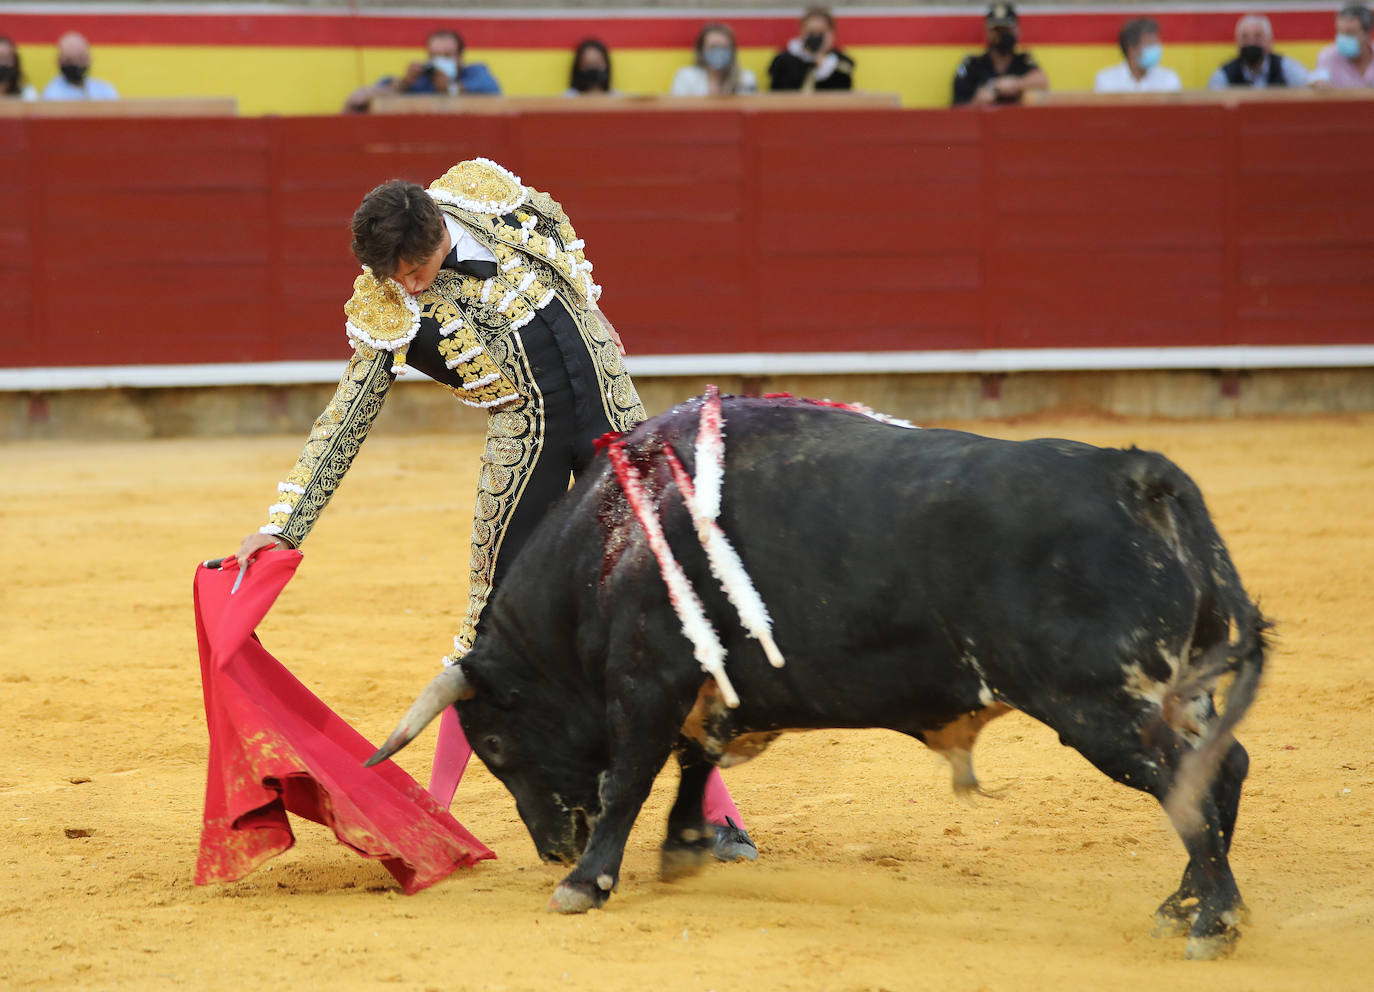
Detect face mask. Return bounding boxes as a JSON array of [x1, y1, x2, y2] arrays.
[[1239, 44, 1265, 65], [572, 67, 609, 91], [993, 32, 1017, 55], [59, 62, 88, 85], [803, 31, 826, 54], [1138, 43, 1163, 69], [702, 46, 732, 71], [428, 56, 459, 79], [1335, 32, 1362, 60]]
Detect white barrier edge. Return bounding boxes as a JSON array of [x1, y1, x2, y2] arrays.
[[3, 346, 1373, 392]]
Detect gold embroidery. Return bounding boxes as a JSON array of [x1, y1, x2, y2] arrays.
[[343, 271, 421, 369], [428, 158, 527, 215], [435, 201, 596, 310], [262, 346, 395, 546], [450, 341, 546, 657], [415, 272, 523, 409], [563, 292, 646, 431]]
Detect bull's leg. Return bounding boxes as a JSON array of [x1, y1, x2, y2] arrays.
[[548, 692, 688, 914], [1046, 704, 1247, 960], [659, 747, 716, 881], [1152, 739, 1250, 939]]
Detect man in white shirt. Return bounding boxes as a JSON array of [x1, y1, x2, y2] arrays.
[[1094, 18, 1182, 93], [41, 31, 118, 101]]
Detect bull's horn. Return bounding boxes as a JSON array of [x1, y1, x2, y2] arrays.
[[364, 665, 475, 767]]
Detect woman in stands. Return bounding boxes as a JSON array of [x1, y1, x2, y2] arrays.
[[565, 38, 616, 96], [671, 23, 758, 96], [0, 36, 38, 100]]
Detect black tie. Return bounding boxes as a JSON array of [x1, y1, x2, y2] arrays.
[[441, 249, 497, 280]]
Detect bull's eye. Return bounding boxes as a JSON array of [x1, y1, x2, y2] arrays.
[[483, 735, 502, 757]]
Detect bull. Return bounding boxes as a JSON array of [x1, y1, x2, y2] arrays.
[[367, 393, 1267, 960]]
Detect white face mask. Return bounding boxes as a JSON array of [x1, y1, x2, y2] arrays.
[[702, 46, 733, 71], [429, 55, 459, 79]]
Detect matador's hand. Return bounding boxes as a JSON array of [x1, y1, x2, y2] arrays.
[[593, 308, 627, 357], [236, 532, 282, 568]]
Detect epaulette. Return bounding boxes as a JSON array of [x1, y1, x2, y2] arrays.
[[343, 269, 421, 373]]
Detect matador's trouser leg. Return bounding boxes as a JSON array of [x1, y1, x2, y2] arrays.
[[430, 304, 625, 804]]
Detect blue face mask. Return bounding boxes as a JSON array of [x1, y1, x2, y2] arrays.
[[702, 46, 733, 71], [1138, 43, 1163, 69], [429, 55, 459, 79], [1335, 32, 1362, 60]]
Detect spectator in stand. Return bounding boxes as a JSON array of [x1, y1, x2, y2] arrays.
[[1311, 4, 1374, 87], [344, 29, 500, 112], [1094, 18, 1182, 93], [953, 3, 1048, 106], [1, 35, 38, 100], [670, 23, 757, 96], [768, 6, 855, 91], [1208, 14, 1309, 89], [42, 32, 118, 101], [565, 39, 615, 96]]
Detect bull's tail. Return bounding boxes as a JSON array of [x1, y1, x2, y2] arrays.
[[1141, 452, 1271, 835], [1163, 608, 1268, 835], [1123, 449, 1270, 835]]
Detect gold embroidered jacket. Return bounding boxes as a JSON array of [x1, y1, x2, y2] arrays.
[[259, 158, 638, 548]]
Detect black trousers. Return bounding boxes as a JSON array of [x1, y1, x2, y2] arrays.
[[408, 298, 626, 654]]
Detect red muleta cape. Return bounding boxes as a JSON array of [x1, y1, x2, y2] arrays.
[[192, 548, 493, 893]]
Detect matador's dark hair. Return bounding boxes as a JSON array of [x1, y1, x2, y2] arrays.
[[350, 180, 446, 278]]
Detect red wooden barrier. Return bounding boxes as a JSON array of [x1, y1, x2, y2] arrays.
[[3, 104, 1373, 370]]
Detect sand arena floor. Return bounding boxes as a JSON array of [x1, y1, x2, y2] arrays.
[[1, 411, 1372, 991]]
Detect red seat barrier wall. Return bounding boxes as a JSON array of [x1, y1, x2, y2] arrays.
[[3, 103, 1372, 370]]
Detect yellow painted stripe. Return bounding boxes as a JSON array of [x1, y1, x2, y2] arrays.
[[12, 41, 1337, 115]]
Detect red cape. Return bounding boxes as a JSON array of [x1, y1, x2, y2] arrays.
[[193, 549, 493, 894]]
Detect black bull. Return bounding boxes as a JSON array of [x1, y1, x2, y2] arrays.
[[368, 395, 1267, 960]]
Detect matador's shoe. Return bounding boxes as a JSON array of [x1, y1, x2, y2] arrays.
[[710, 816, 759, 862]]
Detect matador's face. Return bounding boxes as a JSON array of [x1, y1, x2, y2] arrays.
[[392, 229, 450, 295]]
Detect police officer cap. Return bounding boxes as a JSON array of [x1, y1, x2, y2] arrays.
[[986, 3, 1019, 26]]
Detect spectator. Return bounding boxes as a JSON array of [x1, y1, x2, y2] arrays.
[[1094, 18, 1182, 93], [344, 29, 500, 112], [1312, 4, 1374, 87], [565, 38, 615, 96], [670, 23, 757, 96], [42, 32, 118, 101], [1208, 15, 1309, 88], [767, 6, 855, 91], [1, 35, 38, 100], [952, 3, 1048, 106]]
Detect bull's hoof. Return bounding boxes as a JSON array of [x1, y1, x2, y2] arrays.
[[660, 844, 711, 882], [1150, 914, 1192, 939], [547, 881, 607, 914], [1184, 929, 1239, 961], [1151, 892, 1198, 938]]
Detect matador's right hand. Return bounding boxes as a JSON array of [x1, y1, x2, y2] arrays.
[[236, 532, 283, 568]]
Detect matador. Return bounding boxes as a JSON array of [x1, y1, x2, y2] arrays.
[[235, 158, 757, 861]]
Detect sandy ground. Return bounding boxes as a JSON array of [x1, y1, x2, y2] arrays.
[[2, 411, 1372, 991]]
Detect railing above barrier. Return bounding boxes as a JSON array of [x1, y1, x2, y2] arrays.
[[0, 97, 239, 117], [1026, 88, 1374, 107], [370, 93, 903, 114]]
